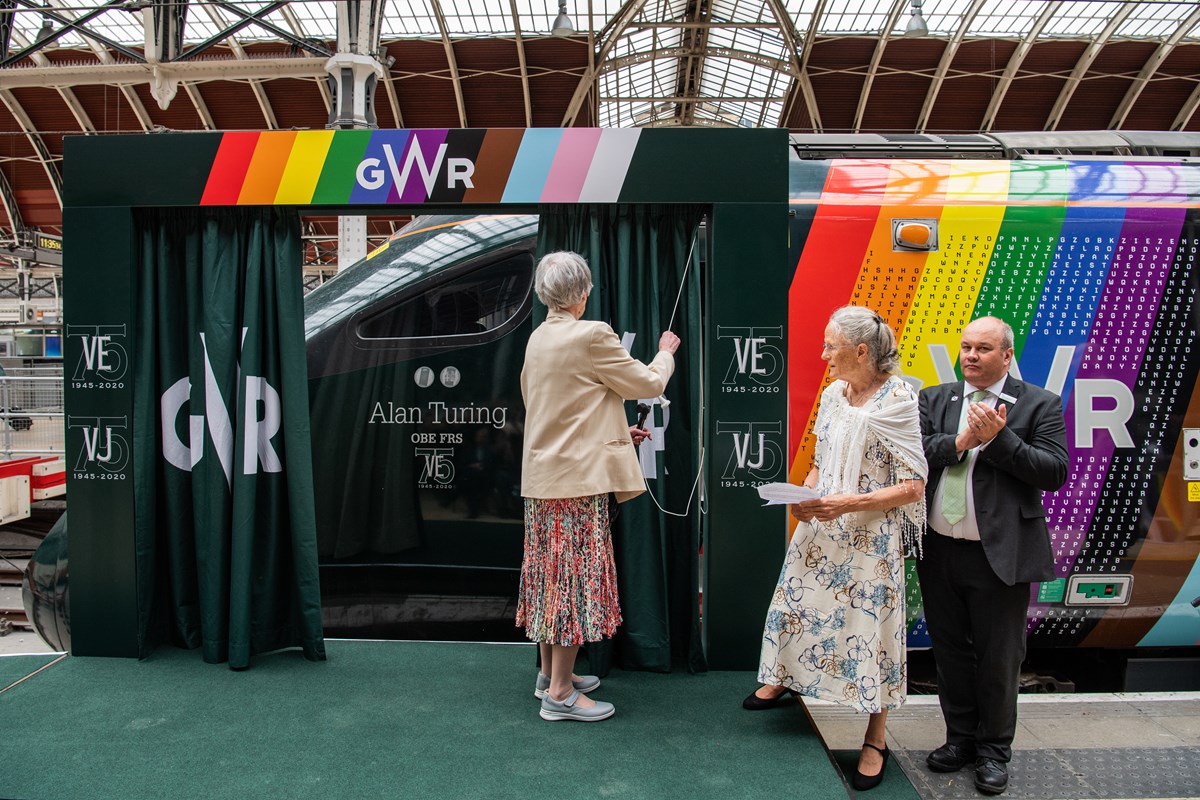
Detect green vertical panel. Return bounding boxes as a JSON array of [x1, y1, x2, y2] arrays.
[[63, 206, 139, 657], [64, 134, 222, 208], [705, 202, 790, 669], [312, 130, 374, 205], [619, 129, 788, 203]]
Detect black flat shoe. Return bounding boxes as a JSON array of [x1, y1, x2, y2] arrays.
[[741, 686, 797, 710], [974, 757, 1008, 795], [852, 742, 889, 791]]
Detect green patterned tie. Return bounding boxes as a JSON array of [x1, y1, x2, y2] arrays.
[[941, 390, 989, 524]]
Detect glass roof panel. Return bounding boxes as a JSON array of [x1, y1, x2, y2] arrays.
[[1041, 1, 1112, 38], [7, 0, 1196, 48], [918, 0, 983, 37], [708, 0, 771, 24], [970, 0, 1044, 36], [1116, 2, 1198, 40], [819, 0, 897, 35], [783, 0, 825, 34], [285, 0, 340, 39]]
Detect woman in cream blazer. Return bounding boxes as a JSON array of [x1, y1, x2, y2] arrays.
[[518, 251, 680, 723]]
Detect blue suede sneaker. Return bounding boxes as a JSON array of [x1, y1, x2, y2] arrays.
[[539, 690, 614, 722], [534, 671, 601, 699]]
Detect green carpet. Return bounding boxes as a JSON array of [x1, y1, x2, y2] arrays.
[[0, 640, 865, 800], [832, 749, 923, 800], [0, 653, 64, 690]]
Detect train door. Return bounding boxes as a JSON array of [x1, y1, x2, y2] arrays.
[[305, 214, 539, 641]]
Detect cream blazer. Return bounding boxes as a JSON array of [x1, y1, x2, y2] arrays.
[[521, 309, 675, 503]]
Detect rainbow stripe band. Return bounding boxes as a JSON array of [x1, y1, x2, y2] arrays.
[[791, 159, 1200, 207], [200, 128, 645, 206]]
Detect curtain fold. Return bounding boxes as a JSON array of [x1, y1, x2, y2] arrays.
[[133, 207, 325, 669], [536, 204, 707, 674]]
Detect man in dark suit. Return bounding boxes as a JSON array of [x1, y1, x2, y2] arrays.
[[917, 316, 1068, 796]]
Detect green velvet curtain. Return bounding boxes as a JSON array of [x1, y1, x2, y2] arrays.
[[536, 204, 707, 674], [132, 207, 325, 669]]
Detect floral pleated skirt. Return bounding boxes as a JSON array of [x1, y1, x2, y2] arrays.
[[515, 494, 622, 646]]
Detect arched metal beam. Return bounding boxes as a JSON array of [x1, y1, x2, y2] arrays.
[[46, 0, 152, 130], [179, 0, 330, 61], [852, 0, 909, 132], [429, 0, 467, 127], [0, 90, 62, 208], [1045, 2, 1137, 131], [1110, 5, 1200, 130], [676, 0, 712, 127], [562, 0, 651, 127], [509, 0, 532, 127], [380, 70, 404, 127], [763, 0, 811, 128], [0, 164, 24, 238], [916, 0, 987, 132], [280, 1, 333, 113], [201, 1, 278, 129], [1, 0, 142, 66], [5, 27, 96, 132], [183, 83, 215, 129], [981, 1, 1062, 132], [603, 45, 795, 81], [1172, 80, 1200, 132], [795, 0, 828, 131]]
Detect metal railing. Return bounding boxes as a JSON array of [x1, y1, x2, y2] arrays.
[[0, 369, 64, 459]]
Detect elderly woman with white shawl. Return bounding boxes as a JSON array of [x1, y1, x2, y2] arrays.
[[743, 305, 927, 792]]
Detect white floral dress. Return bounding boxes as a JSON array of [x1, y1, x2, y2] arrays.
[[757, 376, 923, 714]]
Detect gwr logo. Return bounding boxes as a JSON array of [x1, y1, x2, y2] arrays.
[[68, 415, 129, 472], [922, 343, 1134, 448], [718, 421, 783, 480], [160, 329, 283, 488], [718, 326, 782, 385], [356, 139, 475, 195], [67, 324, 128, 381], [416, 448, 455, 485]]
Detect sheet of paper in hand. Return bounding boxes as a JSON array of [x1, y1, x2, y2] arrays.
[[756, 483, 822, 506]]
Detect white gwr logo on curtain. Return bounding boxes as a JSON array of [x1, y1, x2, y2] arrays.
[[160, 328, 283, 487]]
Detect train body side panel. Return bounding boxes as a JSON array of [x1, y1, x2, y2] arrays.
[[787, 159, 1200, 649]]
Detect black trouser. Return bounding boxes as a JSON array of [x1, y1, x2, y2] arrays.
[[916, 531, 1030, 763]]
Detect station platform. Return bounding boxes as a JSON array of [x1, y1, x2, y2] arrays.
[[809, 692, 1200, 800], [1, 639, 1197, 800]]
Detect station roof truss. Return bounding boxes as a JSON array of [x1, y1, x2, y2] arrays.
[[0, 0, 1198, 250]]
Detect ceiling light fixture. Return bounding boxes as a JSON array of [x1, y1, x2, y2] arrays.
[[905, 0, 929, 37], [35, 3, 56, 46], [551, 2, 574, 37]]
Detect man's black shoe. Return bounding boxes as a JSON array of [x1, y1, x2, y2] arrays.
[[926, 743, 974, 773], [974, 757, 1008, 795]]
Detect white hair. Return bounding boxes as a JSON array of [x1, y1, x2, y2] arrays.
[[534, 251, 593, 311], [829, 305, 900, 373]]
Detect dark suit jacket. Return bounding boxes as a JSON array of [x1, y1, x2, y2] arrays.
[[919, 377, 1069, 586]]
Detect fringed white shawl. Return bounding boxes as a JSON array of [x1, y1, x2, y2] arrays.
[[821, 379, 929, 556]]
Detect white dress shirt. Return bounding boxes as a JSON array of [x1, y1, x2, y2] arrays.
[[929, 376, 1008, 541]]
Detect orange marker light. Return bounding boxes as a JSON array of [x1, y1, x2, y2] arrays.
[[898, 223, 931, 246]]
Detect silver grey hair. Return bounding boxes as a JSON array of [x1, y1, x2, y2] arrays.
[[534, 251, 593, 311], [969, 316, 1015, 350], [996, 318, 1015, 351], [829, 305, 900, 374]]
